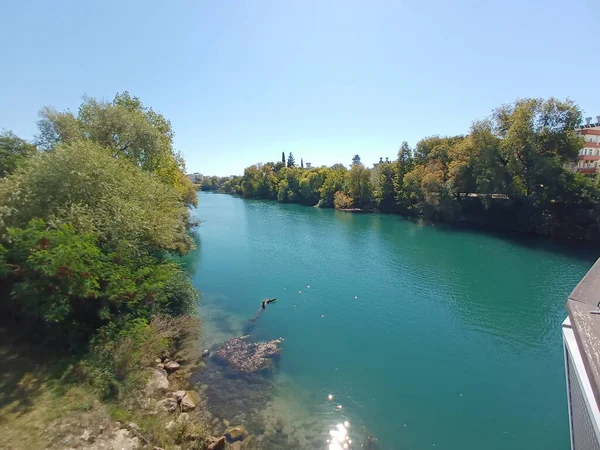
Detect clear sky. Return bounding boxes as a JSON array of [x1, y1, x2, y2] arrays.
[[1, 0, 599, 176]]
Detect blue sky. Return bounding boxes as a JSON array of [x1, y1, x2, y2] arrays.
[[1, 0, 599, 176]]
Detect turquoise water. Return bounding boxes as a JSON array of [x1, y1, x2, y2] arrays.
[[190, 192, 597, 449]]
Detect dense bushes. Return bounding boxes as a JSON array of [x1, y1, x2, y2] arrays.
[[0, 93, 198, 350]]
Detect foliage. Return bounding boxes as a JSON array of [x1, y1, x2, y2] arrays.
[[35, 92, 196, 206], [0, 140, 193, 254], [222, 97, 600, 242], [333, 191, 353, 209], [0, 218, 198, 345], [0, 131, 37, 178]]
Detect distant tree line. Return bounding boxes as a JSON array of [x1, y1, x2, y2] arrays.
[[206, 98, 600, 242]]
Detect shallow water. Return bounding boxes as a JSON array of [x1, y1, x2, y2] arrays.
[[189, 192, 598, 449]]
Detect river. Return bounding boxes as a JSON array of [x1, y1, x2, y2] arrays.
[[188, 192, 597, 449]]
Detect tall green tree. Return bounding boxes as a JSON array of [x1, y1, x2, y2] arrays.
[[287, 152, 296, 168], [282, 151, 286, 164], [352, 154, 361, 166], [394, 141, 414, 208], [301, 158, 304, 169]]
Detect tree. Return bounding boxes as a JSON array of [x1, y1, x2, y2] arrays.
[[333, 191, 353, 209], [319, 166, 347, 207], [35, 93, 196, 206], [301, 158, 304, 169], [282, 152, 286, 164], [287, 152, 296, 168], [346, 163, 372, 208], [0, 140, 194, 254], [394, 141, 414, 207], [372, 161, 396, 212], [352, 154, 361, 166], [0, 131, 37, 177]]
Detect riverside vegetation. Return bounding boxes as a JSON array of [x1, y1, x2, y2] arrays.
[[205, 98, 600, 242], [0, 93, 231, 449]]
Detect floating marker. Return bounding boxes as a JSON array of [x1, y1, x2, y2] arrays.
[[337, 404, 343, 410], [328, 394, 333, 400]]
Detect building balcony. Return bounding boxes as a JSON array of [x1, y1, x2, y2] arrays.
[[576, 168, 597, 174], [580, 155, 600, 161], [583, 142, 600, 148]]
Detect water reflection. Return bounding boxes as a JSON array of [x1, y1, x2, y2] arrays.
[[328, 422, 352, 450]]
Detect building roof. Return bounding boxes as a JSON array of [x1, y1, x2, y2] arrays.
[[566, 259, 600, 409]]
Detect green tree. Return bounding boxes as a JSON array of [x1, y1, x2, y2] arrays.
[[287, 152, 296, 168], [0, 131, 37, 178], [35, 93, 196, 206], [352, 154, 361, 166], [301, 158, 304, 169], [282, 152, 286, 164], [319, 165, 347, 207], [394, 141, 414, 208], [0, 140, 194, 254], [346, 163, 372, 208], [372, 162, 396, 212]]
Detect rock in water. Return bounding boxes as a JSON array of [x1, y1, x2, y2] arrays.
[[145, 368, 169, 397], [225, 425, 248, 442], [164, 360, 180, 372], [214, 336, 283, 373], [202, 349, 210, 357], [181, 390, 200, 412]]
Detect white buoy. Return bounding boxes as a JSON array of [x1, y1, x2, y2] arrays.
[[337, 404, 343, 410], [328, 394, 333, 400]]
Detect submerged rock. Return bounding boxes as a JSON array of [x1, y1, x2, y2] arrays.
[[202, 349, 210, 358], [225, 425, 248, 442], [214, 336, 283, 373]]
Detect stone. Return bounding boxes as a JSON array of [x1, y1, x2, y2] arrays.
[[171, 390, 187, 402], [114, 429, 140, 450], [214, 336, 283, 373], [80, 429, 91, 442], [180, 390, 200, 412], [156, 363, 165, 370], [145, 368, 169, 397], [225, 425, 248, 442], [229, 442, 242, 450], [165, 420, 176, 431], [156, 397, 178, 413], [164, 360, 180, 372], [223, 419, 230, 427], [206, 436, 225, 450], [202, 349, 210, 357], [155, 357, 162, 364]]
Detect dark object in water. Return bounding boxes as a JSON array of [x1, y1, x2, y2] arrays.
[[261, 298, 277, 309], [202, 349, 210, 358], [214, 335, 283, 373]]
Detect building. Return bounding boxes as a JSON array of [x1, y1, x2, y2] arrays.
[[574, 116, 600, 175], [563, 258, 600, 449], [305, 162, 312, 169]]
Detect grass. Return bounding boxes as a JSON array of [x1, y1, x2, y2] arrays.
[[0, 315, 210, 450]]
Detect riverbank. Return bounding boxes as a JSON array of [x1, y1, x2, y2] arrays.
[[0, 316, 235, 450]]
